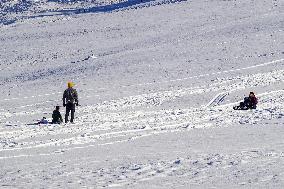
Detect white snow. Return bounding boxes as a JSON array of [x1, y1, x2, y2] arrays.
[[0, 0, 284, 188]]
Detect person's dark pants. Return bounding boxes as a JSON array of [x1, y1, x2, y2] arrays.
[[65, 103, 75, 123]]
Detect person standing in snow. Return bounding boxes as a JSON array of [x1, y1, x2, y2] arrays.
[[52, 106, 63, 124], [63, 82, 79, 123]]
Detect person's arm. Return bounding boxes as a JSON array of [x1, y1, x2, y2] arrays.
[[74, 89, 79, 105], [255, 97, 258, 104], [52, 111, 55, 120], [63, 90, 66, 106]]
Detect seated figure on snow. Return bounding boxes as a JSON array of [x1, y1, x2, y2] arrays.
[[52, 106, 63, 124], [234, 92, 258, 110]]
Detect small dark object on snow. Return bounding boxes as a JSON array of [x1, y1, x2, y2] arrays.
[[38, 117, 49, 124]]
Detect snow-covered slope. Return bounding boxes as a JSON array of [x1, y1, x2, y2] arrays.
[[0, 0, 284, 188], [0, 0, 179, 25]]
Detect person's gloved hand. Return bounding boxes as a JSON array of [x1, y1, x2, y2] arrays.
[[76, 102, 79, 106], [63, 103, 66, 107]]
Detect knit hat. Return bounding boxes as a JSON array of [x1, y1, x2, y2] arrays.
[[68, 82, 74, 88]]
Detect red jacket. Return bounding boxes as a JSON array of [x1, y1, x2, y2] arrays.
[[250, 96, 258, 105]]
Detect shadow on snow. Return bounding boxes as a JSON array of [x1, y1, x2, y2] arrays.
[[0, 0, 33, 25], [1, 0, 186, 25], [50, 0, 186, 14]]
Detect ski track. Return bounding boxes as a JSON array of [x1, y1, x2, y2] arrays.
[[1, 0, 284, 188], [0, 58, 283, 103], [1, 64, 284, 159], [0, 58, 283, 124], [101, 150, 284, 188], [1, 149, 283, 188]]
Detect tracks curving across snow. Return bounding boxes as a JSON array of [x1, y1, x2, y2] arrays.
[[1, 0, 284, 187], [1, 58, 284, 159]]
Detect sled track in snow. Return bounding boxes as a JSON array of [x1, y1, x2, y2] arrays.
[[1, 1, 284, 187], [1, 89, 284, 160], [1, 58, 284, 159], [0, 59, 284, 117], [1, 79, 284, 158], [1, 66, 284, 123], [0, 58, 283, 103], [1, 65, 284, 116]]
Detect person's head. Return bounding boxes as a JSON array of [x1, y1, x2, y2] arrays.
[[249, 92, 255, 97], [68, 82, 74, 88], [56, 106, 60, 111], [43, 117, 46, 120]]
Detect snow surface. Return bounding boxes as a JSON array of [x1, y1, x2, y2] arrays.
[[0, 0, 284, 188]]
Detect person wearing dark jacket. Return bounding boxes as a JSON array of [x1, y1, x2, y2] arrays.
[[234, 92, 258, 110], [63, 82, 79, 123], [52, 106, 63, 124], [243, 92, 258, 109]]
